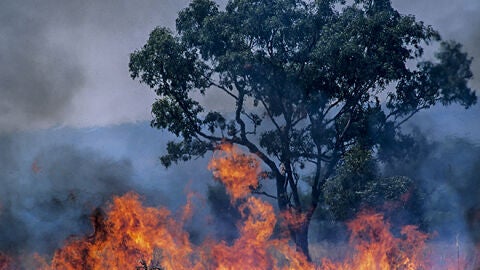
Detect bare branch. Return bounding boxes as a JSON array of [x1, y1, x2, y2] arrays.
[[291, 112, 308, 128], [394, 105, 428, 129], [259, 97, 282, 131], [252, 190, 278, 199], [208, 80, 239, 100]]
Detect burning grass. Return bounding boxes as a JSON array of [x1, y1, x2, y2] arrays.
[[0, 144, 477, 269], [321, 211, 430, 269]]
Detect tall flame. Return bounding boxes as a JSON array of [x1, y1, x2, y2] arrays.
[[35, 143, 314, 269], [0, 143, 476, 269], [322, 211, 430, 269], [208, 143, 260, 202], [47, 192, 194, 270]]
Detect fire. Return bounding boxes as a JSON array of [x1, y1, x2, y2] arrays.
[[321, 211, 430, 270], [206, 143, 314, 269], [208, 143, 260, 202], [282, 209, 308, 231], [32, 143, 313, 269], [47, 192, 194, 270], [0, 143, 476, 269]]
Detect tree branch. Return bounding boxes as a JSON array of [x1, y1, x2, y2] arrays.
[[259, 97, 282, 132], [204, 75, 239, 100], [393, 105, 428, 129], [252, 190, 278, 199]]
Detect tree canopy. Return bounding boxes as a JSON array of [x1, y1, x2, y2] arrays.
[[129, 0, 477, 259]]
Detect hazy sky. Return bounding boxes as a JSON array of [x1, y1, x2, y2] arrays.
[[393, 0, 480, 90], [0, 0, 478, 133], [0, 0, 189, 132]]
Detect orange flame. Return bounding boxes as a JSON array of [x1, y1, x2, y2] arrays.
[[0, 143, 477, 269], [282, 209, 308, 231], [36, 193, 314, 270], [208, 143, 260, 201], [31, 143, 313, 269], [45, 192, 194, 270], [323, 212, 431, 270]]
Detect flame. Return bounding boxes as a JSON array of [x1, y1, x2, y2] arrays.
[[46, 192, 194, 270], [321, 211, 428, 269], [30, 143, 313, 269], [0, 143, 477, 269], [282, 209, 308, 231], [208, 143, 260, 202]]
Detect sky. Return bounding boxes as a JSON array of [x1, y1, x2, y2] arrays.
[[0, 0, 189, 132], [0, 0, 478, 133], [0, 0, 479, 254]]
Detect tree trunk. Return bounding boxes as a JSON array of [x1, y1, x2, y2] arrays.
[[293, 221, 311, 261], [275, 173, 312, 261]]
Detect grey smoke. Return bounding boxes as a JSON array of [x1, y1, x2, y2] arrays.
[[382, 134, 480, 244], [392, 0, 480, 89], [0, 140, 136, 254], [0, 0, 477, 131], [0, 0, 478, 262], [0, 1, 84, 132], [0, 0, 190, 132], [391, 1, 480, 244], [0, 124, 215, 255]]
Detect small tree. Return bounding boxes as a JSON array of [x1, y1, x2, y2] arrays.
[[323, 145, 422, 224], [129, 0, 476, 259]]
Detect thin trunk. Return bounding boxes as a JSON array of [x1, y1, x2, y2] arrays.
[[276, 173, 289, 210], [285, 160, 301, 209], [276, 172, 312, 261], [294, 221, 311, 261]]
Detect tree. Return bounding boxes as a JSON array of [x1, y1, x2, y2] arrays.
[[323, 145, 424, 226], [129, 0, 477, 260]]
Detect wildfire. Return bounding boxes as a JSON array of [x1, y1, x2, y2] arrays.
[[208, 143, 261, 202], [0, 143, 476, 269], [39, 143, 313, 269], [321, 211, 430, 270], [47, 192, 194, 270]]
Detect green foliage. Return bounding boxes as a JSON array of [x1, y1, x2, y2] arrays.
[[129, 0, 477, 255], [323, 146, 415, 221], [160, 139, 211, 168], [323, 145, 376, 220], [130, 0, 476, 172]]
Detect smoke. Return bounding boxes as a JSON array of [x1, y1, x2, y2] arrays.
[[392, 0, 480, 90], [0, 0, 478, 262], [382, 133, 480, 246], [0, 1, 200, 254], [0, 123, 217, 255], [0, 140, 135, 254], [0, 0, 191, 132], [0, 1, 84, 132], [0, 0, 476, 130], [388, 1, 480, 244]]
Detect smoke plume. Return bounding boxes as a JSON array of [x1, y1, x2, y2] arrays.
[[0, 138, 135, 254]]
